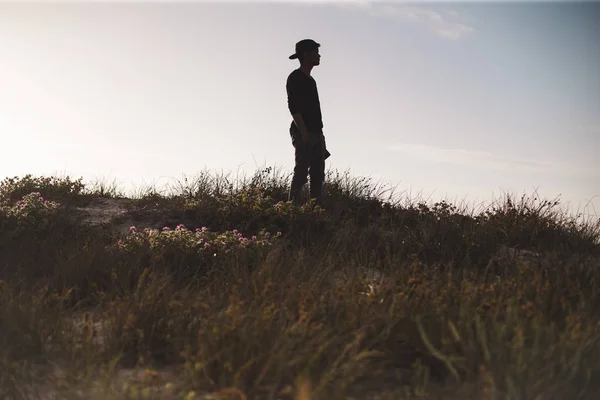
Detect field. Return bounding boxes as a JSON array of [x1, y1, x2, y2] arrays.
[[1, 169, 599, 400]]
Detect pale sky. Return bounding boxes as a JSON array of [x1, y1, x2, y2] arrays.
[[1, 1, 599, 218]]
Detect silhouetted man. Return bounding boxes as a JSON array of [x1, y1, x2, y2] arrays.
[[286, 39, 330, 205]]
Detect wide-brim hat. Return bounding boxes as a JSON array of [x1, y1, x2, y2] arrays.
[[289, 39, 320, 60]]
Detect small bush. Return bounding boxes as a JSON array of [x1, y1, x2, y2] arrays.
[[0, 175, 86, 206], [110, 224, 280, 282], [0, 192, 86, 276]]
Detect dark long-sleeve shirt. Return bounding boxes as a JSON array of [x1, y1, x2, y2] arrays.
[[286, 69, 323, 133]]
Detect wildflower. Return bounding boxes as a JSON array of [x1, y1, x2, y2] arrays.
[[276, 231, 282, 237], [201, 226, 208, 231], [233, 229, 238, 234], [129, 226, 137, 233], [162, 226, 171, 231], [252, 235, 257, 241], [176, 224, 186, 230], [204, 242, 211, 248], [265, 232, 271, 238]]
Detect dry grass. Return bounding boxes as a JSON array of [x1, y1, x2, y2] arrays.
[[0, 168, 599, 400]]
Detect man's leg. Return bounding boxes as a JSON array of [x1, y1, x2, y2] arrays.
[[289, 141, 309, 204], [308, 137, 326, 204]]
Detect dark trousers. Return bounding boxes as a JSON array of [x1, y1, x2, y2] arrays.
[[288, 127, 327, 204]]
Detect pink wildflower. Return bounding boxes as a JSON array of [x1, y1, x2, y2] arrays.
[[265, 232, 271, 238], [129, 226, 137, 233], [204, 242, 211, 248], [252, 235, 257, 241], [162, 227, 171, 231], [233, 229, 238, 234], [176, 224, 186, 230], [276, 231, 282, 237], [201, 226, 208, 232]]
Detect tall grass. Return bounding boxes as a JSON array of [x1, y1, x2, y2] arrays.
[[0, 169, 599, 400]]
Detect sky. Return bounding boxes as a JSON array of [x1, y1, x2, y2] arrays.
[[0, 1, 599, 219]]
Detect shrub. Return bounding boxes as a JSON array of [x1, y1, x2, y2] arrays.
[[0, 175, 86, 206]]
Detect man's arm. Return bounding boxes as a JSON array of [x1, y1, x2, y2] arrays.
[[286, 74, 309, 144]]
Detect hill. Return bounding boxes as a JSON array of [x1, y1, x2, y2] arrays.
[[1, 169, 599, 399]]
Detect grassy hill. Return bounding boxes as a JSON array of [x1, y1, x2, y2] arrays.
[[1, 169, 599, 399]]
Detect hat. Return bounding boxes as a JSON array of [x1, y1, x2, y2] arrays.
[[289, 39, 320, 60]]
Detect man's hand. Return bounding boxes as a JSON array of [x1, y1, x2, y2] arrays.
[[301, 130, 310, 144], [292, 113, 310, 145]]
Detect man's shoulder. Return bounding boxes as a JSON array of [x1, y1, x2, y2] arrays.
[[287, 68, 303, 81], [289, 68, 302, 76]]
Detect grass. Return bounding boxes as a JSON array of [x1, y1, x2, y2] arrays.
[[0, 168, 599, 400]]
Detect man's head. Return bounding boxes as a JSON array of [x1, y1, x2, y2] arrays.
[[289, 39, 321, 66]]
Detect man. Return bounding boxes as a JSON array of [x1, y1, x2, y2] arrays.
[[286, 38, 331, 205]]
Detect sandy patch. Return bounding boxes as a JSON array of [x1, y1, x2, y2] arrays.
[[75, 197, 132, 226]]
